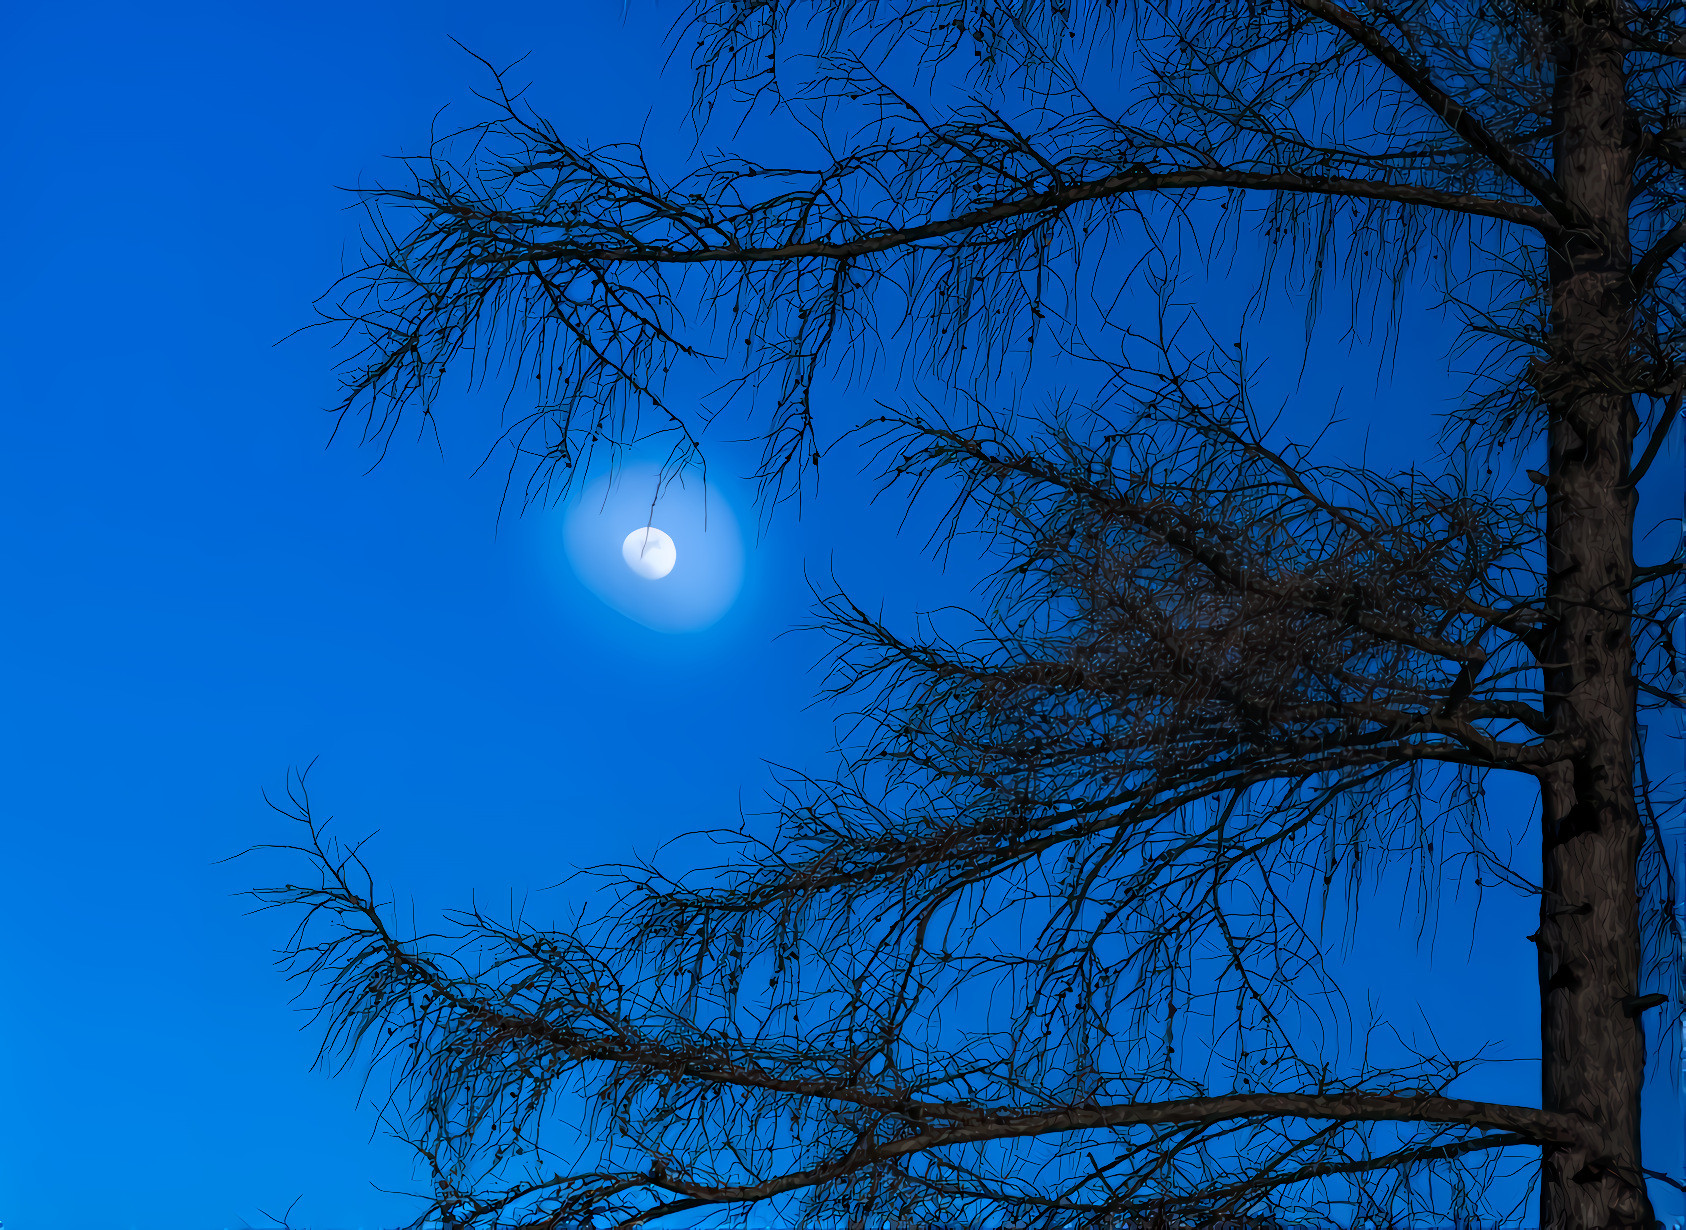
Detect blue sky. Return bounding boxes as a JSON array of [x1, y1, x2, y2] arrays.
[[0, 4, 1679, 1230]]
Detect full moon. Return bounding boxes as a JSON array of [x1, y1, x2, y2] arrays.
[[621, 526, 677, 579]]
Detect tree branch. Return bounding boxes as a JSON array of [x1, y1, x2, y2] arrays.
[[1144, 1131, 1533, 1213], [1285, 0, 1573, 223], [1634, 217, 1686, 290], [627, 1096, 1591, 1209], [436, 167, 1554, 269]]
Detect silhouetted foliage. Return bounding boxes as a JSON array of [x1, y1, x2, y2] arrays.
[[258, 1, 1684, 1228]]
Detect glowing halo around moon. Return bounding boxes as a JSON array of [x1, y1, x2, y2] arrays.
[[553, 463, 746, 632], [621, 526, 677, 579]]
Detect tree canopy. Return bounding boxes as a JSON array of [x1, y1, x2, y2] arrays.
[[258, 2, 1685, 1228]]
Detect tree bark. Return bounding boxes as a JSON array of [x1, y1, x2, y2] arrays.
[[1539, 4, 1650, 1229]]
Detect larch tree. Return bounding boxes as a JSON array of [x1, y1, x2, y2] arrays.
[[256, 1, 1686, 1229]]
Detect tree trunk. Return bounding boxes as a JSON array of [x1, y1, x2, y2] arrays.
[[1539, 5, 1649, 1230]]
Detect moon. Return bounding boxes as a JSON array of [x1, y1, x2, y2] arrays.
[[556, 464, 745, 632], [621, 526, 677, 579]]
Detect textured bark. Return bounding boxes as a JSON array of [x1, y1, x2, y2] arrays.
[[1539, 4, 1650, 1229]]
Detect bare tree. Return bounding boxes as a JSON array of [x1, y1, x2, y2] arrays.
[[257, 2, 1686, 1229]]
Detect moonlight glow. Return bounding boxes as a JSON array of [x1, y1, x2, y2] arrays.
[[621, 526, 677, 579], [556, 464, 745, 632]]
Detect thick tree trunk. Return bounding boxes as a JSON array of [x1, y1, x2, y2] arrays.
[[1538, 5, 1650, 1230]]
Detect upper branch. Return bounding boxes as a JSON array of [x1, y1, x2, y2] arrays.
[[1285, 0, 1574, 224], [443, 167, 1554, 269]]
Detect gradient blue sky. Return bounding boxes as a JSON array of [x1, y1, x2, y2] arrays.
[[0, 5, 1679, 1230]]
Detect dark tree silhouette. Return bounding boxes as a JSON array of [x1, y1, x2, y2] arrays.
[[256, 2, 1686, 1228]]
